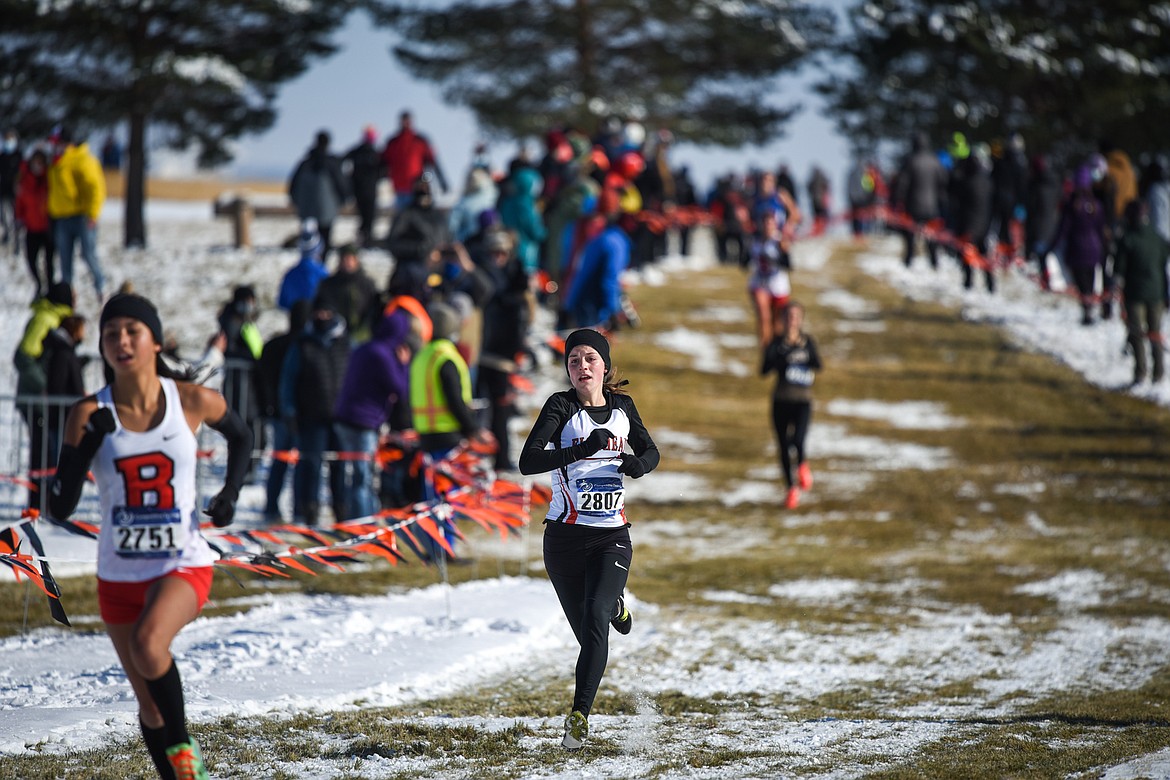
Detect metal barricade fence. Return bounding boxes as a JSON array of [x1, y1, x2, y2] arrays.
[[1, 359, 504, 531], [1, 393, 97, 523], [0, 391, 247, 526], [2, 356, 312, 528]]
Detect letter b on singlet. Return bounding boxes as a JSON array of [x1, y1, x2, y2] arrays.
[[115, 452, 176, 508]]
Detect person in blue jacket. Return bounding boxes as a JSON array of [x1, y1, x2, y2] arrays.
[[565, 189, 629, 329], [278, 219, 329, 311]]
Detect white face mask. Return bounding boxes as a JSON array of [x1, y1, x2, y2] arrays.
[[2, 138, 15, 153]]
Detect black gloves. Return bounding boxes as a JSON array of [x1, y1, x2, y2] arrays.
[[583, 428, 614, 456], [617, 453, 646, 479], [203, 488, 238, 528], [85, 406, 116, 438]]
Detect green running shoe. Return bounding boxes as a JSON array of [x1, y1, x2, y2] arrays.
[[166, 739, 209, 780], [611, 594, 632, 635], [562, 710, 588, 749]]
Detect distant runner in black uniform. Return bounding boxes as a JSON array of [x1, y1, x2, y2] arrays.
[[519, 328, 659, 749], [761, 301, 822, 509]]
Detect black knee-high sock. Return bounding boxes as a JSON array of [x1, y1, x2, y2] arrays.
[[144, 660, 190, 747], [140, 718, 177, 780]]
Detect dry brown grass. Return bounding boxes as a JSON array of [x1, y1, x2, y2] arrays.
[[102, 170, 285, 201], [6, 236, 1170, 778]]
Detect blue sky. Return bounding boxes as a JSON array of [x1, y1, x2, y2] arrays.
[[225, 8, 852, 205]]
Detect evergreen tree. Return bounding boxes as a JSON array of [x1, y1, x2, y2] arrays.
[[368, 0, 835, 146], [0, 0, 358, 248], [820, 1, 1170, 163]]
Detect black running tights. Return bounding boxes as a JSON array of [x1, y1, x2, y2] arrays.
[[772, 399, 811, 488], [543, 522, 632, 717]]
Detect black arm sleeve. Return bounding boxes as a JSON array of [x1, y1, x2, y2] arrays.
[[437, 360, 479, 436], [208, 408, 254, 501], [47, 445, 87, 521], [619, 396, 660, 475], [518, 393, 589, 475], [47, 407, 112, 520], [807, 336, 823, 372], [760, 340, 779, 376]]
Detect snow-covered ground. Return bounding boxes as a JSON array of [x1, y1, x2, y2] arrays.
[[1, 208, 1168, 778]]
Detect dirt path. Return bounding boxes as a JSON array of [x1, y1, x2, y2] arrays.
[[452, 236, 1170, 779]]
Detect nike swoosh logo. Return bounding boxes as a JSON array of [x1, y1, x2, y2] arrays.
[[615, 543, 626, 548], [163, 432, 179, 440], [615, 561, 628, 571]]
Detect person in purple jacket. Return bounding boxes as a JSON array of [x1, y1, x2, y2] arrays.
[[332, 309, 414, 521], [1052, 164, 1110, 325]]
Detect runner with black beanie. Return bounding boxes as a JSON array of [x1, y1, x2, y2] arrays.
[[519, 327, 659, 749], [48, 293, 252, 779]]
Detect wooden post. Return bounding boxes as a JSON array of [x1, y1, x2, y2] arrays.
[[214, 194, 254, 249], [233, 197, 254, 249]]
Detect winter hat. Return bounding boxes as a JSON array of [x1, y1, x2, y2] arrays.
[[1074, 164, 1094, 191], [448, 292, 474, 326], [564, 328, 611, 374], [947, 132, 970, 161], [363, 124, 377, 144], [466, 167, 492, 194], [972, 143, 992, 169], [1089, 153, 1108, 182], [46, 281, 74, 307], [567, 133, 592, 165], [101, 293, 164, 345], [477, 208, 500, 232], [427, 302, 461, 342], [299, 218, 322, 256], [483, 228, 514, 254], [312, 290, 337, 314], [598, 187, 622, 217]]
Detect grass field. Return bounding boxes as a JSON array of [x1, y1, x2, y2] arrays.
[[102, 170, 286, 201], [3, 232, 1170, 778]]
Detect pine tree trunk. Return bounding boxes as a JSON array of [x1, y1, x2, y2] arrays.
[[575, 0, 597, 116], [123, 112, 147, 248]]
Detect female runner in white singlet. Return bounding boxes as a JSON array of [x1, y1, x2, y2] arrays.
[[519, 328, 659, 750], [747, 191, 801, 348], [50, 293, 252, 780]]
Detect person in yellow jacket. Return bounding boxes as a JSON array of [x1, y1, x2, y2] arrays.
[[409, 302, 493, 558], [48, 127, 106, 300], [410, 302, 492, 454]]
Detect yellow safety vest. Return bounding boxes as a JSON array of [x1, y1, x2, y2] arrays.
[[409, 339, 472, 435]]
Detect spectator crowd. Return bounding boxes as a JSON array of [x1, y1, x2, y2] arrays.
[[6, 112, 1169, 533]]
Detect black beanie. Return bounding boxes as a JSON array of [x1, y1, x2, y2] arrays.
[[46, 281, 73, 307], [564, 328, 611, 373], [100, 293, 164, 345]]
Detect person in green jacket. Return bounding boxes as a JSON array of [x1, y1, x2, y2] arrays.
[[1115, 200, 1170, 384], [14, 281, 75, 509], [15, 281, 75, 396]]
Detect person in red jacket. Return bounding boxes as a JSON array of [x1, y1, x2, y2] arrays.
[[15, 148, 55, 300], [381, 111, 448, 212]]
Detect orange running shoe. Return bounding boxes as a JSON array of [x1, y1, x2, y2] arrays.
[[798, 463, 813, 491], [785, 487, 801, 509]]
